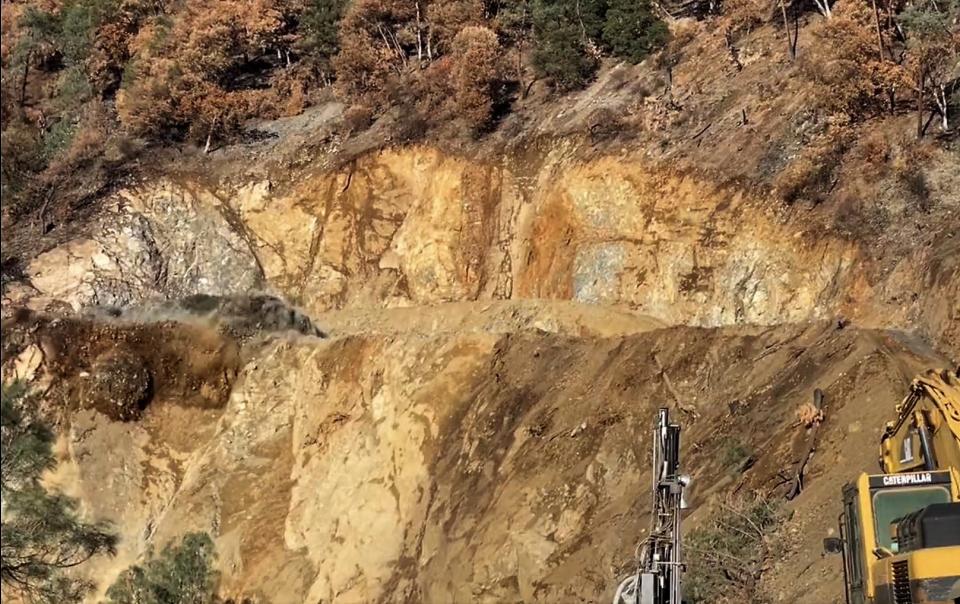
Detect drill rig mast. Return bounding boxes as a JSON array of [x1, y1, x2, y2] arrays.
[[614, 408, 687, 604]]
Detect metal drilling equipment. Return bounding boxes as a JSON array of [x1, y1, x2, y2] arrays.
[[613, 408, 688, 604]]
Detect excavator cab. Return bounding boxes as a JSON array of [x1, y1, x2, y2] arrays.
[[830, 470, 960, 604], [827, 369, 960, 604]]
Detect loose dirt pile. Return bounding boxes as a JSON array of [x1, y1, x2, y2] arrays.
[[1, 294, 329, 423], [3, 311, 241, 421]]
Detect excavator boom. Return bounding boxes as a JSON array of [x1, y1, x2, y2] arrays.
[[880, 369, 960, 474]]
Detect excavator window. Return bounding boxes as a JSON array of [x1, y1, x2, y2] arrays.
[[872, 486, 951, 551]]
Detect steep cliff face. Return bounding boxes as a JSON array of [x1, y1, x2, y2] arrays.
[[255, 148, 857, 326], [12, 313, 943, 604], [11, 144, 958, 354], [3, 136, 958, 603]]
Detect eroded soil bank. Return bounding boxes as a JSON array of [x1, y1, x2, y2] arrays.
[[4, 312, 944, 603], [2, 140, 957, 603]]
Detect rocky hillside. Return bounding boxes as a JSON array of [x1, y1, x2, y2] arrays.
[[7, 139, 959, 354], [2, 4, 959, 603], [2, 115, 957, 602], [4, 301, 951, 603]]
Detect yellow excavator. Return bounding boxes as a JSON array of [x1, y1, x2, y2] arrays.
[[824, 368, 960, 604]]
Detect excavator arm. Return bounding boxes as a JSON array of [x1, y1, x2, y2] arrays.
[[880, 368, 960, 474]]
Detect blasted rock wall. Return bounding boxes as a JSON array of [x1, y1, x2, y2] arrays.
[[10, 145, 957, 353]]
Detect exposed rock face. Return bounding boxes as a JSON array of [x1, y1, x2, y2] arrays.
[[121, 183, 265, 299], [237, 148, 862, 326], [235, 146, 959, 353], [10, 182, 264, 315], [36, 317, 949, 604], [13, 145, 956, 353], [22, 212, 164, 312]]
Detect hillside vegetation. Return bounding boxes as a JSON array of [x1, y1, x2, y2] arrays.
[[1, 0, 957, 234]]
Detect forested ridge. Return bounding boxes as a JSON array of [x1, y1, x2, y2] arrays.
[[0, 0, 957, 228]]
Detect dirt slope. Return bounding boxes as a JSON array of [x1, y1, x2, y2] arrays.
[[3, 305, 950, 603], [1, 131, 957, 604]]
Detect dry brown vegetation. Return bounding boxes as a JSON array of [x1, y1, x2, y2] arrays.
[[0, 0, 956, 255]]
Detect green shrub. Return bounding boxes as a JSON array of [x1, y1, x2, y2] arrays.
[[106, 533, 220, 604], [720, 437, 752, 469], [55, 66, 94, 113], [602, 0, 669, 63], [41, 118, 79, 161]]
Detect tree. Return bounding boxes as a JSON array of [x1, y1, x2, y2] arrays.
[[105, 533, 220, 604], [804, 0, 902, 120], [298, 0, 345, 83], [531, 0, 602, 90], [812, 0, 834, 19], [496, 0, 534, 93], [116, 0, 303, 145], [602, 0, 669, 63], [58, 0, 118, 69], [13, 0, 123, 107], [426, 0, 485, 56], [1, 382, 118, 603], [778, 0, 799, 60], [333, 0, 417, 106], [449, 25, 502, 129], [900, 1, 960, 135], [10, 6, 61, 107]]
